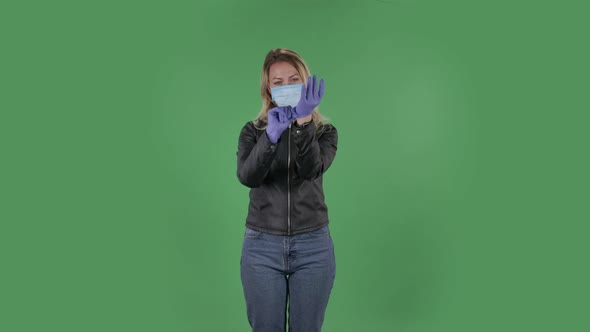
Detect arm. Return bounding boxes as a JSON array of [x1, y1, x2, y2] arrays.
[[236, 122, 279, 188], [292, 121, 338, 181]]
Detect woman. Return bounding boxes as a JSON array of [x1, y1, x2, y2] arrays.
[[236, 48, 338, 332]]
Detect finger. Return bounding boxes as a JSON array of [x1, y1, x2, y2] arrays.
[[318, 78, 325, 99], [300, 83, 306, 104], [305, 76, 313, 100], [312, 74, 317, 100], [284, 106, 292, 120], [268, 108, 278, 120], [279, 107, 289, 122], [284, 106, 294, 122]]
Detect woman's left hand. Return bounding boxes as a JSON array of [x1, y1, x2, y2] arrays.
[[293, 74, 324, 119]]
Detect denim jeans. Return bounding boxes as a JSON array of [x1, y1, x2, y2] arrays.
[[240, 225, 336, 332]]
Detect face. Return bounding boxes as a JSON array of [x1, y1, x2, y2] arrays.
[[267, 61, 302, 94]]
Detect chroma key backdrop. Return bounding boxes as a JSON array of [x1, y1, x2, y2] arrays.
[[1, 0, 588, 331]]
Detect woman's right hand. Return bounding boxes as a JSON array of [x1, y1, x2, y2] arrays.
[[266, 106, 293, 143]]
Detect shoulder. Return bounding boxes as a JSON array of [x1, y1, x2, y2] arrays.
[[245, 118, 267, 131], [241, 120, 253, 130], [240, 120, 262, 132], [320, 122, 336, 130], [239, 120, 266, 141], [317, 122, 337, 136]]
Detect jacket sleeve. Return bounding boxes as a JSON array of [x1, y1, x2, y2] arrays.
[[292, 121, 338, 181], [236, 122, 279, 188]]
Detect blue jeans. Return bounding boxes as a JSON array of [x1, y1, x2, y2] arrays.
[[240, 225, 336, 332]]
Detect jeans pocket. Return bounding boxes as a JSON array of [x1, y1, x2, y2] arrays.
[[244, 227, 263, 239], [308, 225, 330, 237]]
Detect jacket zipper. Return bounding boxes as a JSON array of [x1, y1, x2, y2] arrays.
[[287, 122, 291, 236]]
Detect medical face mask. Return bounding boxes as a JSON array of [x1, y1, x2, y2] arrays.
[[270, 83, 304, 107]]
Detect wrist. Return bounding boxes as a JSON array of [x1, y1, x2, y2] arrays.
[[265, 130, 278, 144], [296, 117, 312, 127]]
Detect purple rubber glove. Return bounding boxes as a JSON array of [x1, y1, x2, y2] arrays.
[[266, 106, 294, 143], [292, 74, 325, 118]]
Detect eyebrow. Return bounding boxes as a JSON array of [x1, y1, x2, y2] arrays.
[[272, 74, 299, 80]]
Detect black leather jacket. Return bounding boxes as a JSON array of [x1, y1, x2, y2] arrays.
[[236, 119, 338, 235]]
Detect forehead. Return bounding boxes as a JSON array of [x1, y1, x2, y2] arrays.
[[269, 61, 299, 78]]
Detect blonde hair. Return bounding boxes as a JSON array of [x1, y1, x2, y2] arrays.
[[253, 48, 330, 130]]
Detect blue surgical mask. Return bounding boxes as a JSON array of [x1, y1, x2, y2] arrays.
[[270, 83, 304, 107]]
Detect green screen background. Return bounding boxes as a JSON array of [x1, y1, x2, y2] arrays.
[[2, 0, 588, 331]]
